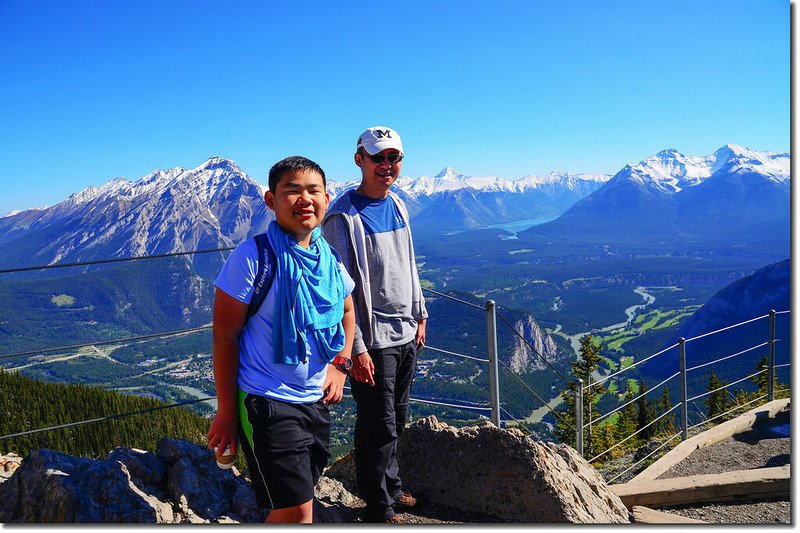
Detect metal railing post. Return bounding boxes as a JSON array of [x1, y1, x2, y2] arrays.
[[587, 375, 592, 457], [576, 378, 584, 457], [485, 300, 501, 427], [679, 338, 688, 440], [768, 309, 776, 401]]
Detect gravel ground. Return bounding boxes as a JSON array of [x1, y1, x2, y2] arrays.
[[651, 410, 791, 525]]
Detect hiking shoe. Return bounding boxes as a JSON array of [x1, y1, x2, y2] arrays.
[[395, 491, 418, 510], [384, 515, 404, 524]]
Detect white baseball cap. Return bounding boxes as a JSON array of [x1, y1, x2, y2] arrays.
[[356, 126, 403, 155]]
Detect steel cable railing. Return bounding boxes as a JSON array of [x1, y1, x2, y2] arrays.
[[495, 311, 571, 386], [340, 385, 491, 413], [497, 360, 573, 428], [0, 247, 235, 274], [686, 342, 769, 373], [0, 396, 216, 441], [579, 309, 789, 477], [0, 325, 212, 361], [424, 345, 489, 363], [422, 287, 486, 311], [0, 249, 790, 472], [687, 369, 766, 403], [683, 314, 769, 343], [587, 372, 680, 428], [688, 394, 769, 431], [589, 343, 678, 389], [587, 403, 682, 463], [606, 431, 683, 484]]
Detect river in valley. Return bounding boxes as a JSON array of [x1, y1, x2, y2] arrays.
[[526, 287, 656, 424]]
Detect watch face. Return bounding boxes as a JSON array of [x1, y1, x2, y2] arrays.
[[335, 357, 352, 372]]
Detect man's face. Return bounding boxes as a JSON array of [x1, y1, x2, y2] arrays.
[[265, 169, 330, 246], [355, 148, 403, 198]]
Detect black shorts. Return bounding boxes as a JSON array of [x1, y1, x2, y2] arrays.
[[238, 391, 331, 510]]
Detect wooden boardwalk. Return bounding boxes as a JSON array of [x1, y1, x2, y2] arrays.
[[608, 399, 790, 524]]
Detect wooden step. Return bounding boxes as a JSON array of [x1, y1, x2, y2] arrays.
[[631, 506, 706, 524], [611, 465, 790, 508], [631, 398, 789, 483]]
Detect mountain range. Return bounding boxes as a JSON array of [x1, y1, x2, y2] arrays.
[[524, 144, 789, 247], [644, 258, 790, 389], [0, 143, 788, 272]]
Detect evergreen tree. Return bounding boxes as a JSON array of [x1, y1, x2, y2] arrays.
[[636, 380, 655, 441], [614, 387, 639, 448], [554, 335, 607, 457], [706, 372, 729, 420], [656, 386, 677, 436], [0, 369, 209, 458]]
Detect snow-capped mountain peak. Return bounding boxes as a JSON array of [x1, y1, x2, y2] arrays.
[[434, 166, 464, 180], [614, 144, 790, 194], [195, 156, 242, 174], [710, 144, 789, 179]]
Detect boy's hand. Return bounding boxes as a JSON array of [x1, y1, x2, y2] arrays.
[[350, 352, 375, 386], [207, 411, 238, 456], [322, 364, 347, 404]]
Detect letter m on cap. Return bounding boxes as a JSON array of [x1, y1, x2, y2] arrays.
[[375, 129, 392, 138]]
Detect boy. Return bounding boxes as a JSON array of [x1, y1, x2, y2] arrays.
[[207, 156, 355, 523]]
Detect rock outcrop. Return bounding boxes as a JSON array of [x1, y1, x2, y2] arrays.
[[396, 417, 629, 523], [327, 417, 630, 523], [401, 417, 629, 523], [2, 418, 630, 524], [0, 439, 355, 524], [509, 315, 560, 372]]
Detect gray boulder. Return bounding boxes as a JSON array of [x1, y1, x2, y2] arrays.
[[326, 417, 631, 523], [0, 439, 264, 523], [394, 416, 630, 523], [0, 449, 167, 523]]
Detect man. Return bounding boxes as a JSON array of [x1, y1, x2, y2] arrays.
[[322, 126, 428, 524]]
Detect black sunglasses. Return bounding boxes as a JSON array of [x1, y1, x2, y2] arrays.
[[361, 151, 403, 164]]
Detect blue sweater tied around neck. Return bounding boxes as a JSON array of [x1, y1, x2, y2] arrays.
[[269, 221, 346, 365]]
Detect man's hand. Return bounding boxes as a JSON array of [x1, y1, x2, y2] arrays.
[[415, 319, 427, 349], [350, 352, 375, 386], [322, 364, 348, 404]]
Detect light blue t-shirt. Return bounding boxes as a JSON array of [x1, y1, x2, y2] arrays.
[[214, 237, 354, 403]]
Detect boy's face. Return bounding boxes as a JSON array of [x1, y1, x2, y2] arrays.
[[265, 169, 330, 246]]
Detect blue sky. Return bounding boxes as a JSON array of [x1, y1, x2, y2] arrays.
[[0, 0, 790, 214]]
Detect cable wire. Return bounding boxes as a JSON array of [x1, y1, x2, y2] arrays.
[[421, 287, 485, 311], [495, 311, 571, 384], [686, 342, 769, 373], [685, 314, 769, 342], [0, 325, 212, 360], [0, 247, 234, 274], [606, 431, 683, 484], [424, 345, 489, 363], [0, 396, 215, 441], [590, 343, 679, 388], [497, 360, 572, 428]]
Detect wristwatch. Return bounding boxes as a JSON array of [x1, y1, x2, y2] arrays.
[[332, 355, 352, 374]]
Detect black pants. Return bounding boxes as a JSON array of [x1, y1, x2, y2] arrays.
[[350, 340, 417, 521]]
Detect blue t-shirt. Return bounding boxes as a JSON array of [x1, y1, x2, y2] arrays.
[[214, 237, 354, 403], [349, 191, 407, 235]]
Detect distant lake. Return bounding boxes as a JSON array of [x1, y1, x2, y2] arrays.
[[441, 215, 560, 238], [488, 215, 560, 239]]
